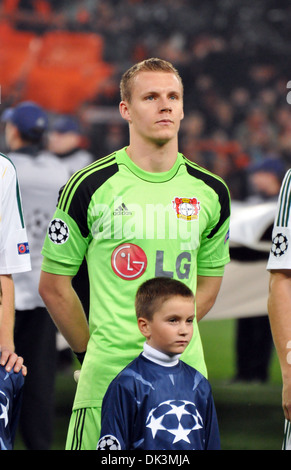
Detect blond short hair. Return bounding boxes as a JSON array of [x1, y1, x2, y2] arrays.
[[120, 57, 183, 103]]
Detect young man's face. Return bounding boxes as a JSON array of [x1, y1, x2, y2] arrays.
[[140, 295, 195, 356], [120, 71, 184, 146], [48, 131, 80, 154]]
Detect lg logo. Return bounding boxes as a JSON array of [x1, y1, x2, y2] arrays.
[[111, 244, 191, 281], [111, 243, 147, 280]]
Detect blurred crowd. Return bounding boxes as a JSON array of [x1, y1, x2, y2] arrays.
[[2, 0, 291, 202], [1, 1, 290, 449]]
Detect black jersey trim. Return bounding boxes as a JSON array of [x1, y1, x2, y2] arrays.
[[59, 154, 118, 238], [184, 158, 230, 239], [70, 408, 86, 450], [58, 153, 116, 212]]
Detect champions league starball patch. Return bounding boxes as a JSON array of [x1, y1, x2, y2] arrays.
[[97, 434, 121, 450], [271, 232, 289, 257], [48, 218, 69, 245], [146, 399, 203, 444]]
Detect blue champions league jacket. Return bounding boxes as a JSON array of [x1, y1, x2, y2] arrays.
[[97, 344, 220, 450], [0, 363, 24, 450]]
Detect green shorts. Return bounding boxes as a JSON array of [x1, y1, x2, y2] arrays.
[[66, 407, 102, 450]]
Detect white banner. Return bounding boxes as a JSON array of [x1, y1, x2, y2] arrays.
[[203, 200, 276, 321]]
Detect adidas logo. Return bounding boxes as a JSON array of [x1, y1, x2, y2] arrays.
[[113, 203, 132, 216]]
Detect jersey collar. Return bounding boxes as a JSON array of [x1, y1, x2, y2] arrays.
[[142, 342, 181, 367], [117, 147, 183, 183]]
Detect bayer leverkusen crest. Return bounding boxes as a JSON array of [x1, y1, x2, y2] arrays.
[[172, 197, 200, 221]]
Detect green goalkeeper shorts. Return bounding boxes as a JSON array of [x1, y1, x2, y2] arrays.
[[66, 407, 102, 450]]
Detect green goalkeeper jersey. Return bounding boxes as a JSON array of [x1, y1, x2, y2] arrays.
[[41, 148, 230, 410]]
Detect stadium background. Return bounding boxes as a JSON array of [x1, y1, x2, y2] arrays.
[[1, 0, 290, 450]]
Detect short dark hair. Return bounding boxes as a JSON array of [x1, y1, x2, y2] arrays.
[[120, 57, 183, 103], [135, 277, 194, 321]]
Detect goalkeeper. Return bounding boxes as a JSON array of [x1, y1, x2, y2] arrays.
[[39, 58, 230, 450]]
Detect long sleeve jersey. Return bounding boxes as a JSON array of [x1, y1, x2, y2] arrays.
[[97, 343, 220, 450]]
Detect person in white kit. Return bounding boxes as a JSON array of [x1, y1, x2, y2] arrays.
[[48, 115, 94, 177], [0, 153, 31, 449], [2, 101, 69, 449], [48, 115, 94, 322], [267, 168, 291, 450]]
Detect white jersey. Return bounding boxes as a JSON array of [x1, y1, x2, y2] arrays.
[[267, 169, 291, 271], [57, 148, 93, 177], [8, 148, 69, 310], [0, 154, 31, 274]]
